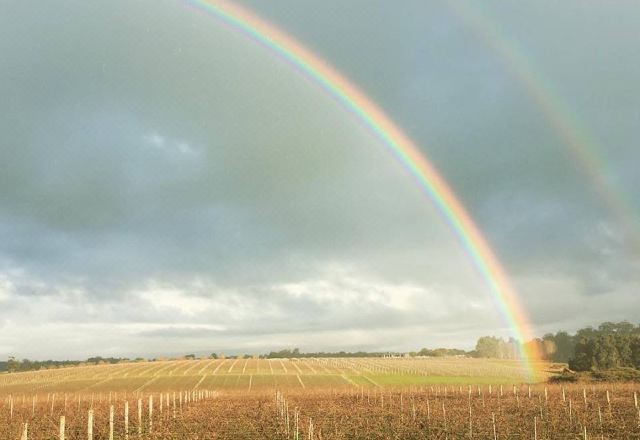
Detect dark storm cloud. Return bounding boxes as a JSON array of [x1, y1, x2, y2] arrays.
[[0, 0, 638, 358]]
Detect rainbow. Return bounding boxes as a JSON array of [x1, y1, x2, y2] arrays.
[[448, 0, 640, 252], [186, 0, 539, 377]]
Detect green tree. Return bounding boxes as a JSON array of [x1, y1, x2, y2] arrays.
[[475, 336, 500, 358]]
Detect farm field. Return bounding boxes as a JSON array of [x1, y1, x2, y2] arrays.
[[1, 380, 639, 439], [0, 357, 556, 395]]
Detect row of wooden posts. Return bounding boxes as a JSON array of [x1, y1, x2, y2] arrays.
[[17, 389, 214, 440], [273, 389, 639, 440]]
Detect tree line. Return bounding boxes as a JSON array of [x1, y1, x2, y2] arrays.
[[263, 348, 400, 359], [4, 321, 638, 373], [474, 321, 640, 371], [3, 356, 133, 373]]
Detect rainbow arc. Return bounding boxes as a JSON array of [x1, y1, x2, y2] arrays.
[[187, 0, 540, 378]]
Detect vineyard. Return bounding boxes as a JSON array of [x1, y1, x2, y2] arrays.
[[0, 357, 553, 394], [1, 358, 639, 438]]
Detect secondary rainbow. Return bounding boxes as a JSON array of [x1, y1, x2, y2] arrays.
[[186, 0, 539, 375], [448, 0, 640, 252]]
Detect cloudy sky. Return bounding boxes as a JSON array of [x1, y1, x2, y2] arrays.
[[1, 0, 639, 359]]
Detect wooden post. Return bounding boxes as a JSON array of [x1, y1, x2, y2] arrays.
[[492, 413, 497, 440], [442, 401, 447, 436], [137, 398, 142, 435], [87, 409, 93, 440], [59, 416, 65, 440], [569, 399, 573, 423], [148, 395, 153, 432], [468, 394, 473, 438], [286, 402, 290, 437], [411, 399, 416, 422], [598, 404, 603, 433], [124, 401, 129, 440], [109, 405, 114, 440]]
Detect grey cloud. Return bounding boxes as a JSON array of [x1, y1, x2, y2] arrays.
[[0, 0, 639, 358]]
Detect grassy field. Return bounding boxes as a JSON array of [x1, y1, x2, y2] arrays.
[[0, 357, 557, 395]]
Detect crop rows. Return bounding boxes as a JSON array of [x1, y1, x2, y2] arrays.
[[1, 383, 639, 439], [0, 358, 551, 395]]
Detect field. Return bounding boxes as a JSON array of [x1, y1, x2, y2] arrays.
[[0, 357, 553, 395], [1, 358, 639, 439]]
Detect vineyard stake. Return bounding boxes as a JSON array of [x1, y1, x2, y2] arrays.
[[59, 415, 65, 440], [491, 412, 497, 440], [124, 400, 129, 440], [137, 398, 142, 435], [109, 405, 114, 440], [468, 397, 473, 438], [149, 395, 153, 432], [87, 409, 93, 440], [442, 401, 447, 439]]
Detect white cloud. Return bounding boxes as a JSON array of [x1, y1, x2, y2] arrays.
[[143, 133, 196, 156], [143, 133, 165, 148], [0, 274, 13, 302], [135, 283, 214, 317]]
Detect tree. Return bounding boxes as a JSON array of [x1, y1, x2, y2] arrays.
[[598, 321, 636, 335], [542, 331, 575, 362], [7, 357, 18, 373], [569, 322, 640, 371], [475, 337, 500, 358]]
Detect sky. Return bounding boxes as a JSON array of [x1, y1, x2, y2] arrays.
[[0, 0, 639, 359]]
